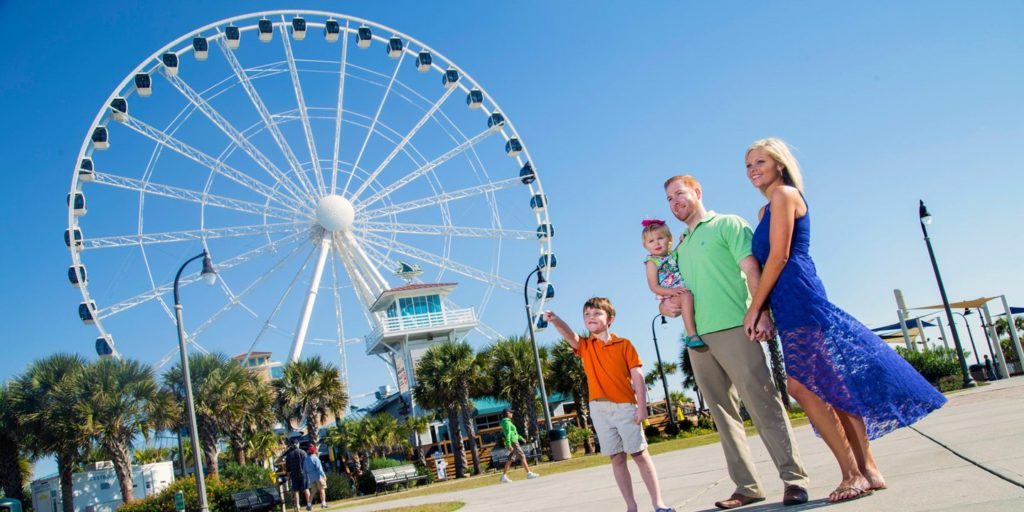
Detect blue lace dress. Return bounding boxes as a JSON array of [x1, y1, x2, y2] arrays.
[[752, 199, 946, 439]]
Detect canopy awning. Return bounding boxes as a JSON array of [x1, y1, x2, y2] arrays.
[[912, 297, 995, 310], [871, 318, 936, 332]]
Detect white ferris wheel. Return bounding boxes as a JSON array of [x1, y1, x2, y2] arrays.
[[65, 10, 556, 386]]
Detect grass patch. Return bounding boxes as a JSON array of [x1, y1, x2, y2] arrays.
[[369, 502, 463, 512], [335, 415, 812, 509]]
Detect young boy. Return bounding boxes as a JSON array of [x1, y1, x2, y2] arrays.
[[498, 408, 540, 483], [546, 298, 675, 512]]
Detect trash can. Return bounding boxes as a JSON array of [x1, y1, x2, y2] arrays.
[[548, 428, 571, 461], [0, 498, 23, 512]]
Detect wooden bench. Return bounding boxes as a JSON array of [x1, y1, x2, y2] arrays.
[[371, 464, 427, 495], [489, 442, 540, 470], [231, 486, 284, 512]]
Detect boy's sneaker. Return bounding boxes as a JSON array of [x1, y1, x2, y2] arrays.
[[500, 474, 511, 483], [526, 471, 539, 479], [684, 335, 706, 349]]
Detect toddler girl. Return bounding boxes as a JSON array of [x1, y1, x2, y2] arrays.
[[642, 219, 704, 348]]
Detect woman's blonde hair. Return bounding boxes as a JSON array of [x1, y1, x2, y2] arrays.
[[746, 138, 804, 194]]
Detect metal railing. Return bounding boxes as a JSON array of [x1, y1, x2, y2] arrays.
[[367, 307, 476, 342]]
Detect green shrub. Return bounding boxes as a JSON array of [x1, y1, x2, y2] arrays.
[[643, 424, 661, 439], [896, 347, 962, 385], [677, 417, 694, 431], [416, 463, 435, 486], [565, 424, 592, 453], [119, 476, 251, 512], [219, 462, 274, 487], [324, 472, 355, 501], [937, 375, 964, 393], [663, 421, 680, 436], [696, 414, 716, 431]]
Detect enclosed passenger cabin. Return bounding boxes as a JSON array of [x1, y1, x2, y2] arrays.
[[95, 335, 115, 357], [442, 68, 460, 89], [68, 265, 87, 288], [162, 52, 179, 77], [415, 50, 432, 72], [68, 192, 87, 216], [78, 301, 97, 324], [78, 158, 94, 182], [487, 111, 505, 131], [291, 17, 306, 40], [466, 88, 484, 109], [505, 137, 523, 157], [529, 194, 546, 212], [386, 36, 403, 58], [536, 223, 554, 240], [225, 25, 241, 49], [357, 26, 372, 48], [519, 162, 535, 184], [324, 20, 340, 42], [110, 97, 128, 122], [193, 37, 209, 60], [533, 313, 548, 332], [91, 126, 109, 150], [258, 19, 273, 42], [134, 73, 152, 97], [536, 282, 555, 300], [64, 227, 83, 249], [538, 253, 557, 272]]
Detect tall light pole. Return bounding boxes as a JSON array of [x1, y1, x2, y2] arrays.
[[650, 314, 676, 427], [174, 250, 217, 512], [523, 266, 554, 441], [951, 310, 981, 365], [918, 201, 975, 388]]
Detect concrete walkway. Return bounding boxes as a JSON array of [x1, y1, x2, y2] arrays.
[[338, 377, 1024, 511]]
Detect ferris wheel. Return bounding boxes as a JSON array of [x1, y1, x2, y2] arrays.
[[65, 10, 556, 384]]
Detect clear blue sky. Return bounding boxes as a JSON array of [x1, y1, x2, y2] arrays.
[[3, 0, 1023, 476]]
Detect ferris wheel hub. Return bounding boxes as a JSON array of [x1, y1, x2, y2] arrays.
[[316, 194, 355, 232]]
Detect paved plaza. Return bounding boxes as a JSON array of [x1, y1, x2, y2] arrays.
[[339, 377, 1024, 511]]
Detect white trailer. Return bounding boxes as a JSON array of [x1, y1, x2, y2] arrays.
[[31, 461, 174, 512]]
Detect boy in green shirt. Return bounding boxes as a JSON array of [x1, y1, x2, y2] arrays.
[[499, 408, 539, 483]]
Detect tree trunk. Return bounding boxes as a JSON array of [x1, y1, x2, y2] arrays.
[[107, 441, 135, 503], [58, 451, 75, 512], [459, 392, 481, 475], [766, 338, 791, 410], [446, 407, 466, 478], [233, 440, 246, 465], [199, 422, 220, 479], [0, 440, 25, 503], [307, 416, 321, 445]]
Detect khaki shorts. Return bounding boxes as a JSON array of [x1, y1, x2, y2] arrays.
[[310, 477, 327, 491], [590, 400, 647, 456]]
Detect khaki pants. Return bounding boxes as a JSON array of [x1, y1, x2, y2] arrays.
[[690, 326, 808, 497]]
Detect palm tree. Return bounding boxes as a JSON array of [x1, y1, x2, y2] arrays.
[[645, 361, 678, 390], [11, 353, 89, 512], [766, 338, 792, 410], [220, 368, 273, 465], [403, 415, 431, 467], [325, 418, 368, 475], [413, 346, 467, 478], [546, 341, 594, 454], [478, 337, 547, 441], [273, 356, 349, 446], [994, 315, 1024, 337], [0, 383, 27, 503], [74, 358, 166, 504], [432, 342, 483, 475], [246, 430, 281, 469], [133, 447, 171, 465], [679, 344, 705, 413]]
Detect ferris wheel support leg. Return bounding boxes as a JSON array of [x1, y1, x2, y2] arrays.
[[289, 237, 332, 362]]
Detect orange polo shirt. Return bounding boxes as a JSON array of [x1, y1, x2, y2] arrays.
[[574, 333, 642, 404]]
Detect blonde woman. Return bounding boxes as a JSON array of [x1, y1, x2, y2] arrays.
[[744, 138, 946, 503]]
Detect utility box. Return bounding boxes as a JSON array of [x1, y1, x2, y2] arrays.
[[0, 498, 23, 512]]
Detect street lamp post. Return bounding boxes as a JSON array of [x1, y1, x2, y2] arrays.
[[951, 310, 981, 365], [523, 267, 554, 441], [918, 201, 975, 388], [174, 251, 217, 512], [650, 314, 676, 427]]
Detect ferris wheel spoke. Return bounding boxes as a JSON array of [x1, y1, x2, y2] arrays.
[[215, 31, 320, 202], [329, 250, 349, 388], [350, 86, 459, 200], [279, 17, 326, 196], [359, 232, 518, 291], [189, 240, 308, 340], [119, 116, 305, 212], [329, 20, 351, 194], [360, 176, 521, 220], [240, 245, 318, 368], [353, 221, 534, 240], [332, 231, 387, 308], [82, 221, 304, 250], [95, 230, 307, 320], [92, 172, 301, 221], [354, 127, 497, 210], [161, 72, 313, 208], [341, 49, 407, 196]]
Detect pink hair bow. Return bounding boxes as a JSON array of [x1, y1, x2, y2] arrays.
[[641, 219, 666, 227]]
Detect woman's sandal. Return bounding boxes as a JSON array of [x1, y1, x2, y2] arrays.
[[827, 485, 874, 503]]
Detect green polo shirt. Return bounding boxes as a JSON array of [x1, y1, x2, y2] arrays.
[[674, 212, 753, 336]]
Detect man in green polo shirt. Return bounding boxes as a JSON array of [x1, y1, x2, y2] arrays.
[[660, 175, 808, 510]]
